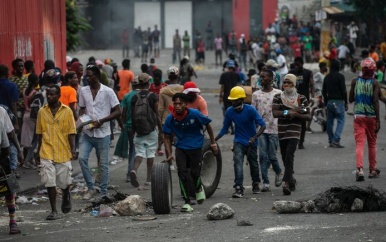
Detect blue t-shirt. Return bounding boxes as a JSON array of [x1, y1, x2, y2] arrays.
[[218, 104, 266, 146], [0, 78, 19, 109], [162, 108, 211, 150]]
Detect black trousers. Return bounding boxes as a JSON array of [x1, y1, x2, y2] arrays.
[[279, 138, 298, 182], [175, 147, 202, 203], [299, 120, 306, 145]]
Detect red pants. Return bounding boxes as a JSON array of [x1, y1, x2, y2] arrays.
[[354, 117, 378, 170]]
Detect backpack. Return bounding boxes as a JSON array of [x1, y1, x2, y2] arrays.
[[30, 91, 44, 120], [133, 92, 157, 136]]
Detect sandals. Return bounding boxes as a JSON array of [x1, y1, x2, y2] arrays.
[[157, 150, 164, 156], [46, 212, 60, 220], [180, 204, 194, 213], [130, 170, 139, 187], [61, 192, 72, 214], [196, 186, 206, 205], [9, 223, 21, 235]]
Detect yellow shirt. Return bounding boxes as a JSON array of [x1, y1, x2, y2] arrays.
[[36, 103, 76, 163]]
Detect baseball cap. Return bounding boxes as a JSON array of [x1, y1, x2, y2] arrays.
[[226, 60, 236, 68], [138, 73, 150, 84], [132, 76, 140, 85], [265, 59, 279, 68], [183, 81, 201, 94]]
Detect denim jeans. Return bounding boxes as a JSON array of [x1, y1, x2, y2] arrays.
[[78, 133, 110, 196], [259, 133, 282, 184], [233, 142, 260, 188], [9, 143, 17, 171], [326, 100, 345, 144], [127, 127, 136, 175]]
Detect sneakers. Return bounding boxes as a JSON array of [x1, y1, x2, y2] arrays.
[[196, 185, 206, 204], [289, 177, 297, 191], [356, 168, 365, 182], [170, 165, 176, 171], [368, 169, 380, 179], [82, 189, 97, 200], [232, 186, 244, 198], [261, 183, 270, 192], [330, 142, 345, 148], [298, 144, 305, 149], [275, 172, 283, 187], [181, 203, 194, 213], [22, 162, 37, 170], [306, 128, 314, 134], [283, 184, 291, 195], [252, 183, 261, 194]]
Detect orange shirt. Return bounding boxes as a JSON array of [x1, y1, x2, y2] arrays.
[[370, 52, 379, 62], [118, 70, 134, 100], [59, 86, 77, 107]]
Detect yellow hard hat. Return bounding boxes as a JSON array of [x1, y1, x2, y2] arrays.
[[228, 86, 246, 100]]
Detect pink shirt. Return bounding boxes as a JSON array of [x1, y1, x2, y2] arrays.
[[214, 37, 223, 50], [187, 95, 208, 116]]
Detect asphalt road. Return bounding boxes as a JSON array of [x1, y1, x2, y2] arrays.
[[1, 49, 385, 242]]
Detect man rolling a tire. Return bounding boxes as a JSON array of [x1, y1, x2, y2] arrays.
[[163, 93, 218, 212]]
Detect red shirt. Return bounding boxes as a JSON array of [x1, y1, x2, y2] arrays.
[[149, 82, 168, 95], [330, 48, 337, 60], [292, 43, 301, 58]]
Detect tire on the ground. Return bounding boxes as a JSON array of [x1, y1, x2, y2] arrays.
[[185, 139, 223, 199], [151, 163, 172, 214]]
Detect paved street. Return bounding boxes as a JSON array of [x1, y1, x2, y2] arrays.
[[1, 49, 385, 241]]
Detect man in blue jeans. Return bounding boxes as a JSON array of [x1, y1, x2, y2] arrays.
[[78, 65, 120, 200], [252, 70, 284, 192], [322, 59, 348, 148], [216, 86, 266, 198]]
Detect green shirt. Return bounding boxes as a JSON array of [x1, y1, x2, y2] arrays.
[[121, 90, 139, 128], [10, 75, 28, 110], [376, 70, 384, 82], [302, 36, 313, 51], [183, 34, 190, 48]]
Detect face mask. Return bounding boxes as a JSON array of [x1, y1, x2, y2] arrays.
[[232, 101, 243, 112], [283, 86, 296, 95]]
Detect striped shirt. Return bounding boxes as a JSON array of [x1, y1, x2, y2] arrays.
[[354, 77, 376, 117], [272, 93, 308, 140], [36, 103, 76, 163]]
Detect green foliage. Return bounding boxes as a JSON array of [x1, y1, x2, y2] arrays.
[[66, 0, 91, 51]]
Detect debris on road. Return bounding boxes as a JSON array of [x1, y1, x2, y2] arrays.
[[273, 201, 302, 214], [207, 203, 234, 220], [132, 215, 157, 221], [273, 186, 386, 214], [237, 219, 253, 226], [114, 195, 146, 216]]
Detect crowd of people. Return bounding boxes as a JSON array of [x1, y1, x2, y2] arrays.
[[0, 16, 384, 235]]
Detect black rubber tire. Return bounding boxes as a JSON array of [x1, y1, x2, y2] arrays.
[[151, 163, 172, 214], [201, 139, 222, 198]]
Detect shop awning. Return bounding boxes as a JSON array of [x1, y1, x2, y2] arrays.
[[323, 6, 344, 14]]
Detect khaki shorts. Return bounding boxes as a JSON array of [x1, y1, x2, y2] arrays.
[[134, 130, 158, 158], [39, 159, 72, 189]]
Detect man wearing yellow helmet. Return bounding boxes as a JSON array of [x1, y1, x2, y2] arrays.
[[215, 86, 266, 198]]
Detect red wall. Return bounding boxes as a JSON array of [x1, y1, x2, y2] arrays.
[[0, 0, 66, 74], [262, 0, 278, 30], [232, 0, 250, 40]]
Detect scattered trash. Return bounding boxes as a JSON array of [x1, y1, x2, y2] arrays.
[[16, 196, 29, 204], [37, 189, 47, 195], [34, 227, 41, 231], [273, 186, 386, 214], [207, 203, 234, 220], [98, 205, 114, 217], [90, 208, 100, 217], [237, 219, 253, 226]]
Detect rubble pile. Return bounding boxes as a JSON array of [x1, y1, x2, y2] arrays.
[[273, 186, 386, 214]]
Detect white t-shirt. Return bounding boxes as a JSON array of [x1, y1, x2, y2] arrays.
[[79, 84, 120, 138], [348, 24, 358, 39], [337, 45, 350, 59], [276, 54, 288, 75], [313, 72, 324, 96], [251, 88, 282, 134], [0, 106, 13, 148]]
